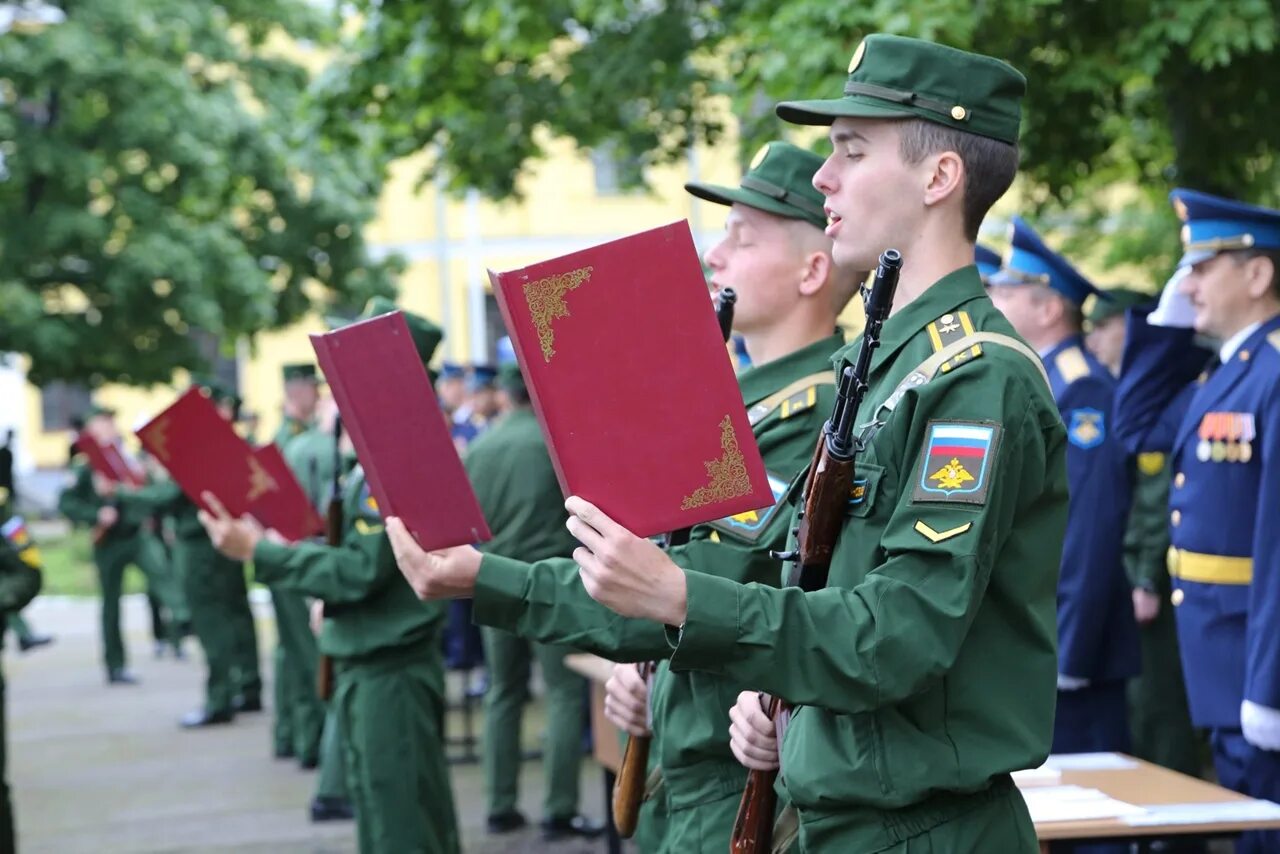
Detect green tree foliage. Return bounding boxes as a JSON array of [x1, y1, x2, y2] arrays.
[[0, 0, 397, 386], [325, 0, 1278, 280]]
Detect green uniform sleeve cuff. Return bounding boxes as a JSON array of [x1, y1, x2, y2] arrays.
[[667, 569, 742, 673], [473, 553, 531, 632], [252, 539, 292, 585]]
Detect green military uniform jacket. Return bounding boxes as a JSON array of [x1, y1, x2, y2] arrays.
[[1124, 451, 1172, 593], [117, 478, 204, 540], [283, 427, 337, 511], [58, 461, 144, 544], [467, 408, 578, 562], [666, 268, 1066, 838], [0, 516, 43, 627], [274, 415, 312, 450], [473, 332, 844, 811], [253, 467, 446, 661]]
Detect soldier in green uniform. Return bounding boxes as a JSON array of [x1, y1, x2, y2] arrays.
[[1086, 288, 1202, 780], [477, 37, 1064, 853], [387, 140, 864, 851], [268, 363, 326, 767], [1, 428, 54, 653], [117, 383, 263, 725], [0, 511, 46, 850], [59, 404, 180, 684], [466, 353, 601, 838], [198, 299, 460, 854]]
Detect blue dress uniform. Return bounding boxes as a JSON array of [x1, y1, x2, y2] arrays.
[[990, 218, 1141, 758], [1114, 189, 1280, 854]]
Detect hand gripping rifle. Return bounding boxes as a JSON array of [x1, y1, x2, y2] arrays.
[[611, 286, 738, 838], [316, 415, 343, 702], [729, 249, 902, 854]]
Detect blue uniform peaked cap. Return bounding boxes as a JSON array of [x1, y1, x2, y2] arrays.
[[987, 216, 1100, 306], [975, 243, 1002, 281], [1171, 188, 1280, 268]]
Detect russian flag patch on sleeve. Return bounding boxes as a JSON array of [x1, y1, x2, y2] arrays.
[[911, 420, 1002, 506]]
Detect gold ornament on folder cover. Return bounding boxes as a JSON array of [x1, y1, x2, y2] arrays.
[[142, 416, 172, 463], [246, 456, 279, 502], [524, 266, 594, 362], [681, 415, 753, 510]]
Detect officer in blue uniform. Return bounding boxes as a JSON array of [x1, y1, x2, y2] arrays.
[[1113, 188, 1280, 854], [988, 218, 1141, 762]]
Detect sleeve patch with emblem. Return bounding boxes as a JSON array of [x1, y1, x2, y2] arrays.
[[1067, 408, 1105, 449], [356, 479, 381, 519], [708, 472, 789, 543], [912, 421, 1002, 506]]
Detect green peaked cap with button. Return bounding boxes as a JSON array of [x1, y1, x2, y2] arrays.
[[1084, 287, 1154, 326], [358, 295, 444, 368], [776, 34, 1026, 145], [685, 140, 827, 230]]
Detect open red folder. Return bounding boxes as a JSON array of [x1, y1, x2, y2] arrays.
[[135, 389, 323, 542], [310, 311, 491, 550], [489, 220, 774, 538], [76, 432, 145, 487]]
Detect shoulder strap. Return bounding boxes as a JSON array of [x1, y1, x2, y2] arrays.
[[876, 332, 1050, 418], [745, 371, 834, 426]]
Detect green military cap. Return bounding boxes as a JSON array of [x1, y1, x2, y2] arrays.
[[1085, 287, 1155, 326], [192, 376, 241, 411], [685, 141, 827, 230], [357, 296, 444, 368], [497, 361, 526, 395], [282, 363, 318, 383], [86, 402, 116, 418], [776, 34, 1026, 145]]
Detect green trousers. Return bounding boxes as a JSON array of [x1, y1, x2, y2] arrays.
[[793, 777, 1037, 853], [93, 536, 136, 675], [6, 613, 31, 643], [0, 667, 11, 852], [480, 626, 586, 820], [314, 704, 350, 800], [658, 791, 738, 853], [269, 587, 324, 763], [178, 537, 261, 714], [1128, 586, 1201, 777], [336, 643, 459, 854]]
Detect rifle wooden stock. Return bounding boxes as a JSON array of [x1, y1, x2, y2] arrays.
[[730, 694, 783, 854], [611, 660, 655, 837], [612, 729, 651, 837]]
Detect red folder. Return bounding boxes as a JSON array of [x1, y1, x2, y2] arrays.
[[489, 220, 773, 538], [76, 431, 145, 487], [310, 311, 491, 550], [135, 389, 323, 542]]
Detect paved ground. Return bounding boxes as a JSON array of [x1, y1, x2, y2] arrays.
[[7, 595, 612, 853]]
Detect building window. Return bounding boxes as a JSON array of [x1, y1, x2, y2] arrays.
[[189, 329, 240, 397], [590, 142, 645, 196], [40, 381, 91, 432]]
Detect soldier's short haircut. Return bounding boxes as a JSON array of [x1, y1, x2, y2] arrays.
[[898, 119, 1020, 242]]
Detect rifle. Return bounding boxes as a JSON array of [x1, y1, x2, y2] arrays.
[[316, 415, 343, 702], [729, 249, 902, 854], [611, 286, 738, 838]]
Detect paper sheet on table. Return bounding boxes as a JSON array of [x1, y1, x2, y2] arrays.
[[1043, 752, 1139, 771], [1021, 785, 1147, 823], [1012, 765, 1063, 786], [1121, 799, 1280, 827]]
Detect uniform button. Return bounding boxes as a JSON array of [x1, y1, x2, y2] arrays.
[[1171, 589, 1185, 607], [1171, 510, 1182, 526], [1174, 472, 1186, 488]]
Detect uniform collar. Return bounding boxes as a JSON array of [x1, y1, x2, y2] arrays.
[[845, 264, 987, 373], [739, 331, 846, 406], [1220, 321, 1263, 363]]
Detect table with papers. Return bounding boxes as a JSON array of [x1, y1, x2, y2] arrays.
[[1018, 752, 1280, 851]]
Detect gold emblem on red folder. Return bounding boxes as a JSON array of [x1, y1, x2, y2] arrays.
[[141, 416, 172, 463], [524, 266, 594, 362], [681, 415, 753, 510], [246, 456, 279, 502]]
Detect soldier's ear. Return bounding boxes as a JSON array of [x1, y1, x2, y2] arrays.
[[1243, 253, 1278, 301]]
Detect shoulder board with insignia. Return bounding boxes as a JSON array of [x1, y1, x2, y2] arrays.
[[939, 342, 983, 374], [706, 471, 790, 544], [926, 311, 977, 353], [1053, 347, 1090, 384], [780, 386, 818, 420], [1269, 329, 1280, 353]]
